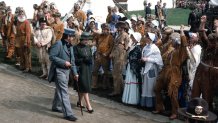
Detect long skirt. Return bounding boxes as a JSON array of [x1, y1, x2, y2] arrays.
[[140, 65, 158, 108], [122, 64, 140, 105]]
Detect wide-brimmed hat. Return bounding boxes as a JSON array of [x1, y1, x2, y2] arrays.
[[178, 98, 217, 121], [64, 28, 75, 36], [80, 32, 93, 41]]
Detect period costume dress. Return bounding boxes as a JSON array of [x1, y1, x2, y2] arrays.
[[122, 32, 142, 105], [74, 43, 92, 93], [140, 33, 163, 107]]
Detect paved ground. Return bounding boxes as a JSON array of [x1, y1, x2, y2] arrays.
[[0, 63, 183, 123]]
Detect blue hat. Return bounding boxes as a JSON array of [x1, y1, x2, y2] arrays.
[[64, 28, 75, 36]]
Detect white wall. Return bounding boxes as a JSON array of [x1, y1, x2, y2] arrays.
[[127, 0, 173, 11]]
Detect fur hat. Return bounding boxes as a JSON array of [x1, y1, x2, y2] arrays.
[[101, 23, 110, 30], [178, 98, 217, 121], [52, 11, 61, 17], [170, 32, 181, 45], [18, 7, 25, 14], [163, 27, 174, 35]]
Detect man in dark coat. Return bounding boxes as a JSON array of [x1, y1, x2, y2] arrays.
[[48, 28, 78, 121], [145, 3, 152, 20]]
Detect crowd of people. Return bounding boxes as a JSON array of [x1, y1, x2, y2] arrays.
[[0, 0, 218, 122], [144, 1, 167, 27], [176, 0, 210, 14]]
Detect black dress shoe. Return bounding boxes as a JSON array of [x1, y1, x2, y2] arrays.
[[86, 107, 94, 113], [64, 115, 78, 121], [52, 109, 62, 113]]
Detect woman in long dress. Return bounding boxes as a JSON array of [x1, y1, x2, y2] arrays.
[[140, 32, 163, 108], [122, 32, 142, 105]]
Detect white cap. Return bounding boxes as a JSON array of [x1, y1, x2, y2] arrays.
[[130, 14, 137, 22], [151, 20, 159, 27], [131, 32, 142, 42], [148, 32, 156, 42]]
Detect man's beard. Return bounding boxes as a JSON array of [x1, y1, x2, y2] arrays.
[[18, 15, 26, 22]]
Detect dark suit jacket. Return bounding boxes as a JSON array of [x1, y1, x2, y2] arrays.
[[48, 40, 78, 82]]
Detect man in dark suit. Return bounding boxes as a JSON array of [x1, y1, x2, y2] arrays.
[[48, 28, 79, 121], [145, 3, 152, 20]]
